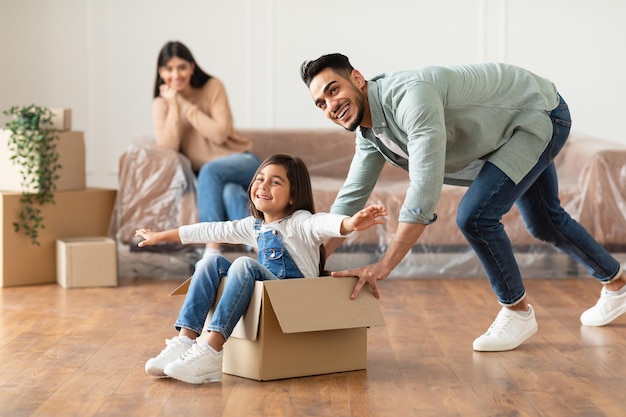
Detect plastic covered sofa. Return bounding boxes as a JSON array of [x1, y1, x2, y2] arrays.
[[109, 129, 626, 278]]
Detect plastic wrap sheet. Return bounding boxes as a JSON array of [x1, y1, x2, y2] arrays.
[[326, 184, 586, 279], [108, 143, 199, 252], [328, 136, 626, 279], [562, 142, 626, 249], [114, 134, 626, 280]]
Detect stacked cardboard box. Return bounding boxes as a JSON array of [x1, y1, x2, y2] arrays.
[[57, 237, 117, 288], [0, 109, 117, 287]]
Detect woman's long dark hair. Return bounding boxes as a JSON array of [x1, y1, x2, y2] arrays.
[[248, 154, 328, 275], [153, 41, 212, 98]]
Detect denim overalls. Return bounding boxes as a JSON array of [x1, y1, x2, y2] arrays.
[[255, 219, 304, 279], [174, 218, 306, 339]]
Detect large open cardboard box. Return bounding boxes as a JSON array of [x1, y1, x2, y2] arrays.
[[171, 276, 385, 381], [0, 188, 117, 287]]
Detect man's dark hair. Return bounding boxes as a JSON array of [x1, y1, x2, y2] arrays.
[[300, 53, 355, 87]]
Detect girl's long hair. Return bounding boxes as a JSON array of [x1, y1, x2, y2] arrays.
[[153, 41, 212, 98], [248, 154, 327, 275]]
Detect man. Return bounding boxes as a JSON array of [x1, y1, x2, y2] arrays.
[[300, 53, 626, 352]]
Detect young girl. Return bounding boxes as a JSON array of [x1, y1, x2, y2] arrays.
[[136, 154, 387, 384]]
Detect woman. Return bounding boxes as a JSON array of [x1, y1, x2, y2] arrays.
[[153, 40, 261, 257]]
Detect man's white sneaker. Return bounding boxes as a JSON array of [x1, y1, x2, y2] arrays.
[[145, 336, 194, 377], [580, 287, 626, 326], [473, 305, 538, 352], [164, 342, 223, 384]]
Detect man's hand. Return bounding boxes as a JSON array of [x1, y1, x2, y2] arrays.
[[332, 221, 427, 299], [331, 261, 391, 300]]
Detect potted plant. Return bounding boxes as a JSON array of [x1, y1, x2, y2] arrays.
[[3, 105, 61, 245]]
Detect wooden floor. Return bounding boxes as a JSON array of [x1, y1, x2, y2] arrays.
[[1, 275, 625, 417]]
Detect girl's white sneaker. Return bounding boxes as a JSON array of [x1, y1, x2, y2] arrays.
[[164, 342, 223, 384], [145, 336, 194, 377]]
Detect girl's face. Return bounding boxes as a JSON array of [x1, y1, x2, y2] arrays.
[[250, 164, 292, 223], [158, 56, 194, 92]]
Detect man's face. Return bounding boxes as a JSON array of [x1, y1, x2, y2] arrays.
[[308, 68, 366, 132]]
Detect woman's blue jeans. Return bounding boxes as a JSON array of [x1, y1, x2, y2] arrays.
[[197, 152, 261, 222], [457, 95, 621, 306], [175, 255, 280, 339]]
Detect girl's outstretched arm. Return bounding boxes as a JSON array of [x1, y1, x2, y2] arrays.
[[135, 228, 181, 247], [340, 204, 387, 235]]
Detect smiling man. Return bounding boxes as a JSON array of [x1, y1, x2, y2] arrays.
[[301, 53, 626, 352]]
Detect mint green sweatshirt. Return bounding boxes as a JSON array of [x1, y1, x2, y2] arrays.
[[330, 63, 560, 224]]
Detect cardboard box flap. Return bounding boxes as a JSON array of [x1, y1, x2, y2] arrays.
[[264, 276, 385, 334], [170, 277, 263, 341], [170, 278, 191, 295]]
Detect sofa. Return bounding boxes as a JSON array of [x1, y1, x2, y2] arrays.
[[109, 129, 626, 278]]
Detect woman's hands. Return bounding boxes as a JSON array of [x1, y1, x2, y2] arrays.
[[159, 84, 189, 117], [159, 84, 177, 101]]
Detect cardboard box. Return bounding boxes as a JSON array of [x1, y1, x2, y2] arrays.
[[57, 237, 117, 288], [0, 129, 86, 192], [0, 188, 117, 287], [171, 276, 385, 381], [49, 108, 72, 131]]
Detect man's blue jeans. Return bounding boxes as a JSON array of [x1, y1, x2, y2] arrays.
[[197, 152, 261, 222], [457, 95, 621, 306]]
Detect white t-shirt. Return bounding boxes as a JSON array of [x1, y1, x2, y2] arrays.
[[179, 210, 348, 277]]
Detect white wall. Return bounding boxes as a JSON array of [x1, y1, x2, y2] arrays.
[[1, 0, 625, 189]]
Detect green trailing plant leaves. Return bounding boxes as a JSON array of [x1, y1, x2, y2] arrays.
[[3, 104, 61, 245]]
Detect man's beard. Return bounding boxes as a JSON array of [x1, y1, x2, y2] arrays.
[[343, 95, 365, 132]]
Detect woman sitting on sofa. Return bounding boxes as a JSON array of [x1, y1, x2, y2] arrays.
[[152, 40, 261, 257]]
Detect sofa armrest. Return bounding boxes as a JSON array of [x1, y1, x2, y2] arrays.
[[557, 136, 626, 246], [576, 147, 626, 246], [108, 144, 198, 244], [556, 135, 624, 185]]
